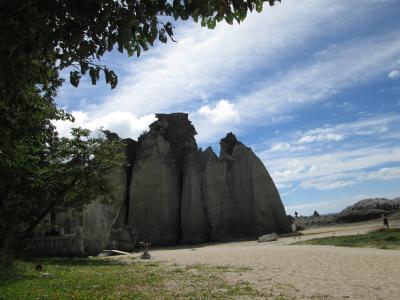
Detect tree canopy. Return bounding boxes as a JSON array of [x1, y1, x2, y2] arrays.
[[1, 0, 280, 89], [0, 0, 280, 263]]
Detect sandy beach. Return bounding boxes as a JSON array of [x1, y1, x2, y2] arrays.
[[115, 219, 400, 299]]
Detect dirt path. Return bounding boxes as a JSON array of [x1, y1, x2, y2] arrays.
[[115, 220, 400, 299]]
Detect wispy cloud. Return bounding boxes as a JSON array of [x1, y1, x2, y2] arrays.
[[259, 114, 400, 191], [388, 69, 400, 79], [235, 31, 400, 121], [265, 114, 400, 154], [56, 0, 400, 143]]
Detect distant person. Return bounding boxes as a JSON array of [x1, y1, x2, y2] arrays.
[[292, 222, 300, 239], [383, 216, 389, 229], [295, 211, 298, 218]]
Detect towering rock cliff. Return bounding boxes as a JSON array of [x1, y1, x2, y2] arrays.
[[116, 113, 290, 246], [181, 133, 290, 243]]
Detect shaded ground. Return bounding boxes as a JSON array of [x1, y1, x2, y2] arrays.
[[0, 259, 261, 299]]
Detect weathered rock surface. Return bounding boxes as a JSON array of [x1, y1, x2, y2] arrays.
[[336, 198, 399, 223], [181, 133, 291, 243], [125, 113, 197, 246], [118, 113, 290, 246], [49, 114, 290, 254], [82, 202, 118, 255]]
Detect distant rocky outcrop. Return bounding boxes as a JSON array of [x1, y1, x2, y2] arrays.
[[336, 198, 400, 223], [111, 113, 290, 247]]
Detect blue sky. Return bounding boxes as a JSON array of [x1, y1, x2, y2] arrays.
[[55, 0, 400, 215]]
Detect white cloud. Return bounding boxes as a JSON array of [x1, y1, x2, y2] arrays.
[[297, 166, 400, 191], [388, 69, 400, 79], [297, 133, 344, 144], [54, 111, 156, 139], [364, 167, 400, 181], [270, 142, 291, 152], [266, 145, 400, 185], [269, 142, 306, 152], [197, 100, 240, 124], [257, 114, 400, 192], [295, 114, 399, 145], [235, 32, 400, 121], [263, 114, 400, 157], [192, 100, 241, 143]]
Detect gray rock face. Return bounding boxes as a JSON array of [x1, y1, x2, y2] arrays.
[[127, 132, 182, 245], [119, 114, 290, 246], [181, 133, 291, 243], [82, 202, 118, 255], [124, 113, 197, 246], [336, 198, 399, 223], [51, 113, 290, 253], [52, 166, 125, 255]]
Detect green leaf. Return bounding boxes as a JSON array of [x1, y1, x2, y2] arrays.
[[89, 67, 100, 85], [225, 14, 234, 25], [108, 70, 118, 89], [69, 71, 81, 87], [207, 18, 216, 29], [256, 2, 263, 13]]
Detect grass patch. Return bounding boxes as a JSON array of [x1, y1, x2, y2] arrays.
[[0, 258, 264, 299], [296, 228, 400, 250]]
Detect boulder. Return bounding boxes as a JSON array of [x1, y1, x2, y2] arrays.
[[391, 197, 400, 209], [336, 198, 397, 223], [258, 233, 278, 242]]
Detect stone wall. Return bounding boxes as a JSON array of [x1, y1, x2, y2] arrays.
[[23, 233, 84, 257]]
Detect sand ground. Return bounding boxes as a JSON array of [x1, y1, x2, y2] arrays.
[[114, 219, 400, 299]]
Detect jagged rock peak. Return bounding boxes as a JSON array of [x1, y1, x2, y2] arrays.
[[102, 130, 121, 141], [150, 113, 197, 138], [220, 132, 239, 156]]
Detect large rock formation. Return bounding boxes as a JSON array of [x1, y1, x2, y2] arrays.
[[181, 133, 290, 244], [122, 114, 197, 245], [115, 113, 290, 246], [336, 198, 400, 223], [47, 113, 289, 254]]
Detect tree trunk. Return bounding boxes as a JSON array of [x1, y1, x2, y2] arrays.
[[0, 235, 16, 270], [50, 207, 56, 230], [23, 179, 77, 238]]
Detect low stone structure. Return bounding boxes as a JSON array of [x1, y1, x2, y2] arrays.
[[23, 232, 84, 257]]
